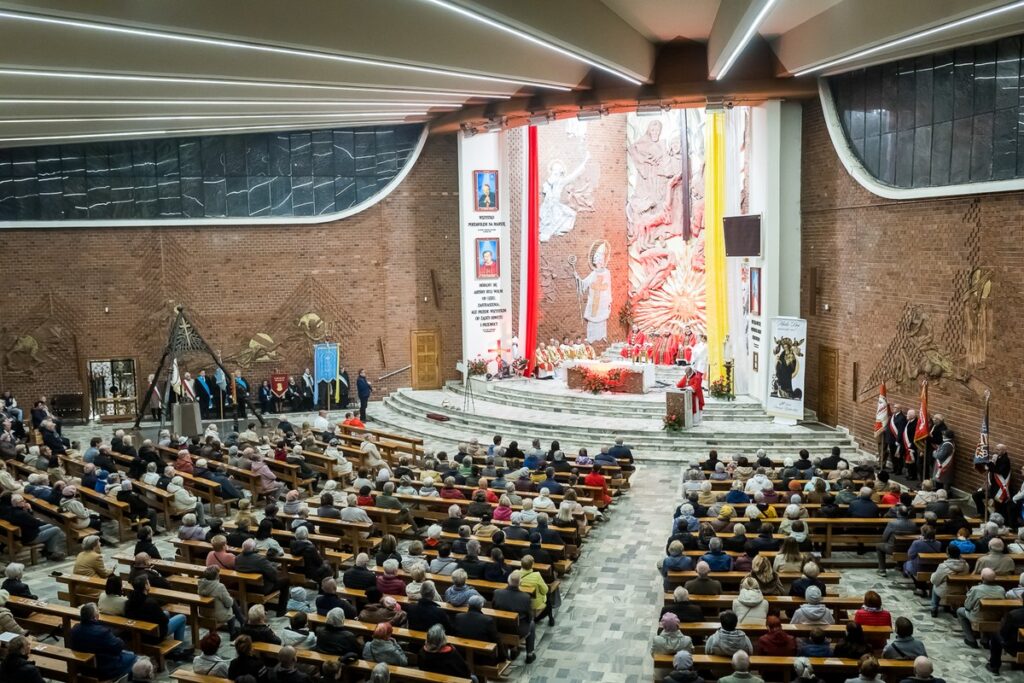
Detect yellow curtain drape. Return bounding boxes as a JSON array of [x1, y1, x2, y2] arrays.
[[704, 110, 729, 383]]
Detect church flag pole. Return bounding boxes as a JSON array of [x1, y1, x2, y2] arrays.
[[704, 109, 730, 383]]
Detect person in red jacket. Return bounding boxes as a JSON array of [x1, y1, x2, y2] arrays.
[[584, 465, 613, 507], [439, 478, 466, 500], [853, 590, 893, 627], [755, 615, 796, 656]]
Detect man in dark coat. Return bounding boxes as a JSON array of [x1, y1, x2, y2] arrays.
[[194, 369, 214, 419], [356, 369, 372, 423], [987, 598, 1024, 674], [885, 404, 907, 472], [492, 572, 536, 662], [454, 595, 502, 661], [68, 603, 136, 679], [234, 539, 288, 615]]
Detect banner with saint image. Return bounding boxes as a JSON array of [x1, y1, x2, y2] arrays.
[[312, 343, 339, 406], [766, 317, 807, 420]]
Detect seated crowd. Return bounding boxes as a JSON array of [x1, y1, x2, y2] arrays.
[[0, 395, 634, 683], [652, 447, 1024, 682]]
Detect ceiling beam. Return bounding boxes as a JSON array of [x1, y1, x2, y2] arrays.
[[772, 0, 1024, 76], [443, 0, 656, 84], [707, 0, 775, 80]]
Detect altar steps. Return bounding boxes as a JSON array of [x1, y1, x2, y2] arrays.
[[371, 387, 864, 463], [445, 382, 774, 422]]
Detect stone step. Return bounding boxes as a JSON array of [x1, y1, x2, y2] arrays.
[[446, 384, 773, 421], [367, 403, 866, 463], [383, 392, 857, 449]]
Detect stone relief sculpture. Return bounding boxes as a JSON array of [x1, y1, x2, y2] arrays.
[[297, 312, 327, 341], [539, 154, 591, 242], [573, 240, 613, 342], [861, 201, 994, 398], [5, 335, 42, 372], [225, 332, 282, 368]]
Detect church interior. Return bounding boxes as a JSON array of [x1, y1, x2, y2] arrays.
[[0, 1, 1023, 682]]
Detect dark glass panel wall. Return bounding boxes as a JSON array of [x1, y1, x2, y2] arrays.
[[828, 35, 1022, 188], [0, 124, 423, 221]]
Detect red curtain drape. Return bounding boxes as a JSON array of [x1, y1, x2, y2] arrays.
[[524, 126, 540, 376]]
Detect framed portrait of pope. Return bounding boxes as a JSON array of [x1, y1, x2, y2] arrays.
[[473, 170, 499, 212]]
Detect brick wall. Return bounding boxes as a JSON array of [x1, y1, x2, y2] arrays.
[[801, 100, 1024, 490], [0, 135, 462, 410], [536, 116, 629, 350]]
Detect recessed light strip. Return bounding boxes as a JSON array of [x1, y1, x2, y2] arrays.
[[0, 68, 512, 99], [715, 0, 778, 80], [794, 0, 1024, 76], [0, 112, 427, 124], [0, 119, 421, 144], [416, 0, 644, 85], [0, 9, 570, 91], [0, 98, 460, 107]]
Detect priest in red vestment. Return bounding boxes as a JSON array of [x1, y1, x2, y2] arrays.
[[676, 367, 705, 415]]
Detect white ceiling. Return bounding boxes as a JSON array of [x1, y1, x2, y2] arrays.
[[0, 0, 1020, 146]]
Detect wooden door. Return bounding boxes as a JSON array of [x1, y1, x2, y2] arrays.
[[411, 330, 441, 390], [818, 345, 839, 426]]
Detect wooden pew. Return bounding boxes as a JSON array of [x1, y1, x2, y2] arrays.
[[251, 641, 472, 683], [662, 593, 865, 621], [651, 653, 915, 682], [113, 554, 271, 611], [297, 612, 502, 678], [663, 570, 842, 588], [56, 572, 213, 646], [20, 492, 93, 553]]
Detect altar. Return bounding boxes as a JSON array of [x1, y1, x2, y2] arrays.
[[564, 359, 655, 394]]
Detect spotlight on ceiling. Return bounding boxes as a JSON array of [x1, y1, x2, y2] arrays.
[[636, 103, 670, 117], [576, 108, 607, 121], [481, 117, 505, 132], [528, 112, 554, 126]]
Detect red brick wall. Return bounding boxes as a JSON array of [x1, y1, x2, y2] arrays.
[[0, 135, 462, 411], [801, 100, 1024, 490], [536, 116, 629, 350]]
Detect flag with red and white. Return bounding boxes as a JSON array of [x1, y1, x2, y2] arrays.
[[913, 380, 929, 454], [873, 382, 890, 438]]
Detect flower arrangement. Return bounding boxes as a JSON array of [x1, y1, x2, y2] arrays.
[[580, 367, 626, 394], [511, 357, 528, 377], [467, 357, 488, 377], [663, 412, 685, 432], [709, 377, 734, 400]]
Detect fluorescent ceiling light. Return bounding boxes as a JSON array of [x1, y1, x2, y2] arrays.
[[794, 0, 1024, 76], [0, 112, 426, 124], [0, 98, 459, 107], [417, 0, 644, 86], [0, 9, 570, 91], [0, 67, 510, 99], [715, 0, 777, 80], [576, 109, 606, 121], [528, 112, 553, 126], [0, 119, 418, 144]]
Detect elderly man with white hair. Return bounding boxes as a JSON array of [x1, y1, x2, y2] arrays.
[[235, 537, 289, 616], [974, 538, 1016, 575], [493, 570, 536, 662], [959, 567, 1006, 648], [684, 561, 722, 596], [360, 434, 383, 468], [717, 649, 763, 683], [167, 475, 205, 524], [5, 492, 66, 560]]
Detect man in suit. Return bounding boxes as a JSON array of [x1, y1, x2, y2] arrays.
[[886, 404, 907, 473], [194, 369, 214, 419], [356, 369, 372, 423], [233, 371, 249, 418], [334, 367, 350, 409]]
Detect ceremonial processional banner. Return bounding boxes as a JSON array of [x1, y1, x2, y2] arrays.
[[458, 131, 512, 368], [766, 317, 807, 420], [312, 342, 339, 405]]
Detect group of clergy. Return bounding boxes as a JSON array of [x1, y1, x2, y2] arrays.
[[621, 325, 709, 369], [534, 336, 597, 376]]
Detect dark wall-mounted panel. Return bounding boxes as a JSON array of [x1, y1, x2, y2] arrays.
[[0, 124, 423, 222]]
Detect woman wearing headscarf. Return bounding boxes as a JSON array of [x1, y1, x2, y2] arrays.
[[651, 612, 694, 655], [362, 622, 408, 665]]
